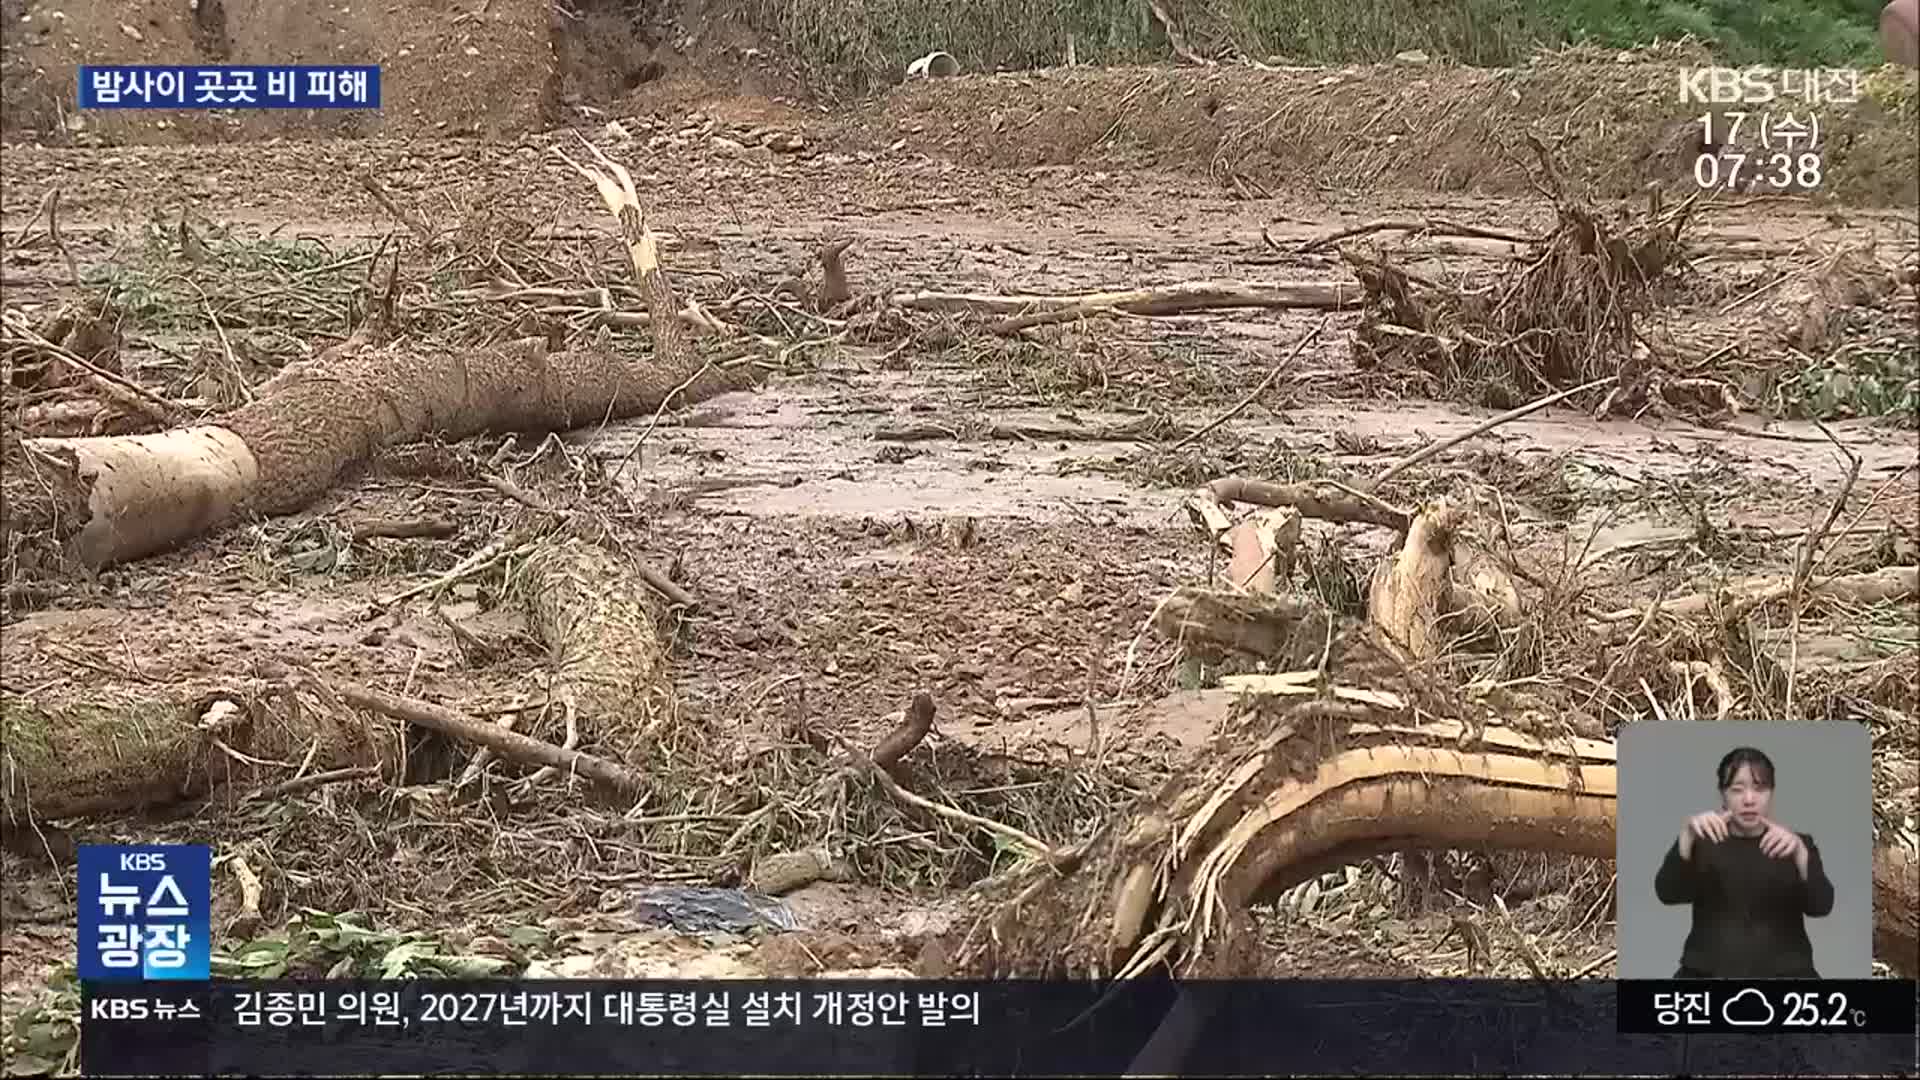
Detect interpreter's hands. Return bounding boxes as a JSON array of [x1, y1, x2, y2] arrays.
[[1686, 810, 1730, 844], [1758, 819, 1805, 861]]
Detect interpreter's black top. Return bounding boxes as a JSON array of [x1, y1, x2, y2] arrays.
[[1654, 831, 1835, 979]]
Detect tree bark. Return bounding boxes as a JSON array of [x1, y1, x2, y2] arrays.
[[5, 145, 750, 571]]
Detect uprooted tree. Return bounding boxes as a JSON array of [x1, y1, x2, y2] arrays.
[[1334, 134, 1716, 418]]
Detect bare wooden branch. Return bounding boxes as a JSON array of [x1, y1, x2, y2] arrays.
[[1296, 217, 1544, 254], [1206, 476, 1409, 531], [871, 692, 936, 779], [889, 280, 1362, 329], [325, 679, 646, 795]]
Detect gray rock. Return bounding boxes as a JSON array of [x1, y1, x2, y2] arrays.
[[620, 886, 799, 934]]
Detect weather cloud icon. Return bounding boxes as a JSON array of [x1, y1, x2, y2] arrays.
[[1721, 987, 1777, 1027]]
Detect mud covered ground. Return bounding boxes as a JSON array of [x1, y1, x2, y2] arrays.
[[1, 43, 1918, 1077]]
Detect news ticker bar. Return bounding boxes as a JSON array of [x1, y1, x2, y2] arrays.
[[81, 978, 1917, 1077]]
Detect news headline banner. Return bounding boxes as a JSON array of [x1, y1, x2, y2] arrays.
[[81, 978, 1917, 1076], [77, 65, 381, 109]]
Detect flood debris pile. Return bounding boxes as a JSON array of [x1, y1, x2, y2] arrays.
[[0, 141, 1130, 937], [931, 432, 1919, 981], [1338, 136, 1705, 417], [0, 109, 1913, 1023]]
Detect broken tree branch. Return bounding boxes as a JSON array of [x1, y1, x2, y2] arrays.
[[1371, 375, 1617, 488], [849, 739, 1064, 868], [350, 518, 459, 542], [871, 691, 937, 780], [1296, 218, 1544, 254], [245, 765, 382, 802], [1204, 476, 1410, 531], [1170, 315, 1331, 451], [357, 172, 437, 248], [325, 679, 645, 795], [891, 280, 1362, 326], [1, 309, 183, 429]]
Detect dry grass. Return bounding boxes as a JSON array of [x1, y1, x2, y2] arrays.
[[744, 1, 1896, 100], [876, 52, 1918, 206]]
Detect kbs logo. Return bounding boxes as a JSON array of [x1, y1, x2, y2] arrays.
[[1679, 67, 1861, 105], [89, 998, 152, 1021]]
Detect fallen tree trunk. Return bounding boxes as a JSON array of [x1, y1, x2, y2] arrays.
[[890, 280, 1362, 321], [948, 698, 1618, 979], [0, 681, 387, 824], [1872, 844, 1918, 976], [0, 537, 682, 818], [7, 338, 746, 570], [941, 690, 1920, 979], [509, 537, 684, 778], [4, 142, 749, 571]]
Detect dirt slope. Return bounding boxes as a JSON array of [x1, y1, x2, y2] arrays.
[[6, 3, 1916, 208], [872, 52, 1920, 206]]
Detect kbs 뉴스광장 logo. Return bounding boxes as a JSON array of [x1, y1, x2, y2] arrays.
[[78, 845, 212, 981]]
